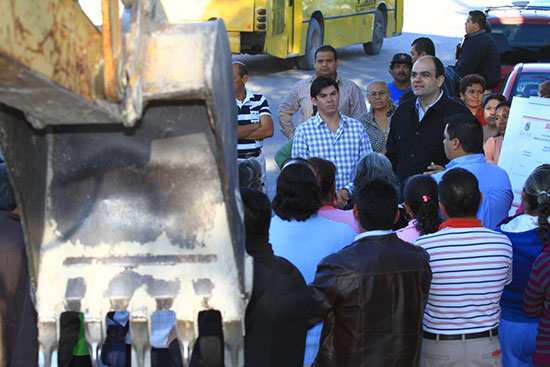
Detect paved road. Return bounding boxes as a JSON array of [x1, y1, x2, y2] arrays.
[[234, 0, 507, 198]]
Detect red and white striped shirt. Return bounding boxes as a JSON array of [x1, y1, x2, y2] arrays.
[[414, 219, 512, 334]]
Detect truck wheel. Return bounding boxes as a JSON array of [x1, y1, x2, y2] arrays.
[[363, 10, 385, 55], [297, 18, 322, 70]]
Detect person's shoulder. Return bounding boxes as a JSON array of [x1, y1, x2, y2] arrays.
[[295, 116, 318, 132], [440, 94, 471, 113], [339, 75, 362, 89], [342, 114, 364, 127]]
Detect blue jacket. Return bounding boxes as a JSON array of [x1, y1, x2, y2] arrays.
[[455, 30, 501, 89], [497, 220, 545, 322]]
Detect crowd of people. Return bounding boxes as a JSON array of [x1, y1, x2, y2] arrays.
[[236, 8, 550, 367], [2, 7, 550, 367]]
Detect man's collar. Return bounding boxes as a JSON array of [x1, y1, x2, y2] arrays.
[[439, 218, 483, 231], [315, 112, 343, 126], [466, 29, 485, 38], [354, 229, 393, 242], [415, 90, 444, 113], [446, 153, 486, 169], [311, 73, 341, 83]]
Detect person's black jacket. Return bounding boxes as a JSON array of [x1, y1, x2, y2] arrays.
[[245, 237, 314, 367], [455, 30, 501, 89], [309, 233, 432, 367], [386, 92, 470, 182]]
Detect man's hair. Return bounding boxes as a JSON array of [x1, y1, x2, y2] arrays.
[[240, 187, 272, 240], [459, 74, 486, 95], [496, 101, 511, 112], [314, 44, 338, 60], [353, 152, 396, 192], [482, 93, 506, 108], [355, 179, 398, 230], [232, 61, 248, 77], [309, 157, 336, 201], [439, 168, 481, 218], [272, 158, 321, 221], [445, 114, 484, 154], [311, 76, 339, 98], [0, 164, 16, 212], [539, 80, 550, 97], [469, 10, 486, 29], [419, 55, 445, 79], [238, 159, 262, 191], [411, 37, 435, 56]]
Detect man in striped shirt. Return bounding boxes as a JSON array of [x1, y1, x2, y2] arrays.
[[415, 168, 512, 366], [233, 61, 274, 192]]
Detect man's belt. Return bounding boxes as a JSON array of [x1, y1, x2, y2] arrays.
[[423, 327, 498, 341], [238, 148, 261, 159]]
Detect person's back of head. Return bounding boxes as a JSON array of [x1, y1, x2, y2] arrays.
[[445, 113, 484, 154], [538, 80, 550, 98], [469, 10, 486, 30], [272, 158, 321, 221], [439, 168, 481, 219], [308, 157, 336, 203], [232, 61, 248, 77], [0, 164, 16, 212], [411, 37, 436, 57], [353, 152, 396, 195], [403, 175, 442, 235], [355, 179, 398, 231], [239, 159, 263, 191], [240, 187, 272, 253], [523, 169, 550, 243]]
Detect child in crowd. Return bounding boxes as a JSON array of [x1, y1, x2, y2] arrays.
[[498, 168, 550, 366], [484, 101, 511, 165], [396, 174, 442, 243]]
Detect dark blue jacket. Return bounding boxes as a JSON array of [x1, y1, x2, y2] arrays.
[[455, 30, 501, 89]]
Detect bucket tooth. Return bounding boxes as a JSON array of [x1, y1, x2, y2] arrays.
[[130, 315, 150, 367], [38, 319, 57, 367]]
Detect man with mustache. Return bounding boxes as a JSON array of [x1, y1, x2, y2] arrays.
[[387, 53, 413, 105]]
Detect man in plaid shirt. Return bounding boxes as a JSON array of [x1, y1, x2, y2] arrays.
[[292, 77, 372, 209]]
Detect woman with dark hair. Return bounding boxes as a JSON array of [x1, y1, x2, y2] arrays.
[[482, 93, 506, 143], [496, 169, 550, 366], [396, 175, 442, 243], [269, 158, 356, 366], [309, 157, 359, 233]]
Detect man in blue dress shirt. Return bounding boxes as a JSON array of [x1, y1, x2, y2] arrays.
[[432, 114, 513, 228]]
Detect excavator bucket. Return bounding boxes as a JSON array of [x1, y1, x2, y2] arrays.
[[0, 1, 248, 366]]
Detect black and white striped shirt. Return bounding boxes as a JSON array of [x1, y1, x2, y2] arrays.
[[237, 89, 271, 152]]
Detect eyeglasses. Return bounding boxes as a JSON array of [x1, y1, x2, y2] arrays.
[[367, 90, 388, 97]]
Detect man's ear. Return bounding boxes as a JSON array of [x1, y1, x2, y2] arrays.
[[311, 96, 318, 107], [242, 74, 248, 84], [437, 75, 445, 88], [353, 204, 359, 222], [439, 201, 449, 220]]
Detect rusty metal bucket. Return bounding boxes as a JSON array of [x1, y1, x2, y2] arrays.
[[0, 1, 248, 365]]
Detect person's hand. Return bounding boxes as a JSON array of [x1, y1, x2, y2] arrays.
[[167, 325, 178, 347], [423, 162, 445, 176], [334, 189, 350, 209]]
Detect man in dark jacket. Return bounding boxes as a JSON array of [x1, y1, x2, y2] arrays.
[[386, 55, 470, 184], [309, 179, 432, 367], [0, 164, 38, 366], [240, 187, 314, 366], [455, 10, 501, 90]]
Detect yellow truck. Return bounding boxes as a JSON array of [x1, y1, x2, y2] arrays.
[[162, 0, 404, 69]]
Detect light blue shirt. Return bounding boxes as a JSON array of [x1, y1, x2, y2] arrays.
[[415, 90, 443, 122], [269, 213, 357, 366], [432, 154, 513, 229], [387, 81, 411, 106]]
